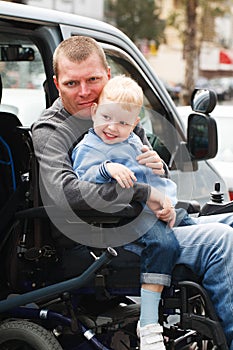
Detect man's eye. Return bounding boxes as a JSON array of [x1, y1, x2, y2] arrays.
[[89, 77, 98, 82], [67, 81, 76, 87]]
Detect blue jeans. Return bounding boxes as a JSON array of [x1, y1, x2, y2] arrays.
[[124, 208, 195, 286], [174, 212, 233, 349], [138, 219, 180, 286]]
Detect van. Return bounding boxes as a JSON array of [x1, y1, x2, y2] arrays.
[[0, 0, 227, 208]]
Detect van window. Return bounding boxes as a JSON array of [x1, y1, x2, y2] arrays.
[[0, 34, 46, 126], [105, 48, 178, 165]]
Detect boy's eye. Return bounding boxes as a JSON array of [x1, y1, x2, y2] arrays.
[[119, 121, 128, 126], [103, 115, 111, 121]]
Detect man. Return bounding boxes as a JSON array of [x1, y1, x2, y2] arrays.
[[32, 36, 233, 349]]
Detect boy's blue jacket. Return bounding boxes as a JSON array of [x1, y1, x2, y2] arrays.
[[72, 128, 177, 206]]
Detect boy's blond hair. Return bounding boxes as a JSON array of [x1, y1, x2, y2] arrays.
[[98, 75, 143, 112]]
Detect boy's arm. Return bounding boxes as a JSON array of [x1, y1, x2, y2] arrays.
[[72, 143, 108, 182], [32, 119, 150, 211], [72, 144, 137, 188], [105, 162, 137, 188]]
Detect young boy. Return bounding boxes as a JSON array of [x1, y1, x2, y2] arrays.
[[71, 75, 194, 349]]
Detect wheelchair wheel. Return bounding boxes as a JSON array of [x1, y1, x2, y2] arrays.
[[0, 319, 63, 350]]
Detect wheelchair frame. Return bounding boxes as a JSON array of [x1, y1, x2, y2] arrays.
[[0, 112, 229, 350]]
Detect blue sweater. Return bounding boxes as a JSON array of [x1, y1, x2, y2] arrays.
[[72, 129, 177, 207]]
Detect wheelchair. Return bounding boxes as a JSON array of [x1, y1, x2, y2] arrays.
[[0, 110, 231, 350]]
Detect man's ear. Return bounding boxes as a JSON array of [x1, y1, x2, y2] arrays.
[[53, 75, 59, 90], [107, 66, 111, 80]]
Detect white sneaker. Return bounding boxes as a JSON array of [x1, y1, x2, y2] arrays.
[[137, 322, 166, 350]]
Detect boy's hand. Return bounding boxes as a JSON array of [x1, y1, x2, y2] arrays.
[[106, 163, 137, 188], [136, 145, 165, 175]]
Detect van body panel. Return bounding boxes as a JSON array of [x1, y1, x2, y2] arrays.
[[0, 0, 228, 206]]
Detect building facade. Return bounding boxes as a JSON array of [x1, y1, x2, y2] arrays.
[[27, 0, 104, 20]]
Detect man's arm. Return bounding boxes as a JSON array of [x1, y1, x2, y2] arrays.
[[146, 187, 176, 228], [134, 124, 169, 176], [32, 118, 150, 212]]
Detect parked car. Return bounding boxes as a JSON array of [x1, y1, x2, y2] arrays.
[[160, 79, 182, 103], [178, 104, 233, 200], [208, 78, 232, 101], [196, 77, 233, 102], [0, 0, 228, 209]]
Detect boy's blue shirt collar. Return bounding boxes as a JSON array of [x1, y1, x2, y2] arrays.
[[89, 128, 134, 145]]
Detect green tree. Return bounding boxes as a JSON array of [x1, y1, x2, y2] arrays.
[[105, 0, 165, 45]]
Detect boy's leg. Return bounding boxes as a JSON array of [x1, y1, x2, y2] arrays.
[[140, 285, 162, 326], [138, 220, 179, 350], [139, 220, 180, 287], [173, 222, 233, 350], [138, 286, 165, 350], [175, 208, 196, 226]]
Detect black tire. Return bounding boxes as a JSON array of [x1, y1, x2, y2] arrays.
[[0, 319, 63, 350]]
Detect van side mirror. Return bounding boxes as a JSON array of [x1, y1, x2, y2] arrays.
[[187, 113, 218, 160], [187, 88, 218, 160], [191, 88, 217, 114]]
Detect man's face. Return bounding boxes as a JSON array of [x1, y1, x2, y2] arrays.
[[53, 53, 110, 118]]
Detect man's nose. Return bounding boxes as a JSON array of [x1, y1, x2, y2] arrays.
[[78, 82, 90, 96]]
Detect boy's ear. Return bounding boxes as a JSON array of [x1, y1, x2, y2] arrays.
[[134, 116, 140, 127], [91, 103, 98, 118]]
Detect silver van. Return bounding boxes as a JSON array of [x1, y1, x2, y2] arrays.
[[0, 0, 227, 208]]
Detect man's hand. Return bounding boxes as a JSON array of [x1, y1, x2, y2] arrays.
[[136, 145, 165, 175], [156, 196, 176, 228], [146, 187, 176, 228], [106, 162, 137, 189]]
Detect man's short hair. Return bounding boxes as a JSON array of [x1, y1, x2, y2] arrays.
[[53, 36, 108, 77]]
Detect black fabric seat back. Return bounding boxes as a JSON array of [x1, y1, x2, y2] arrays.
[[0, 112, 31, 249], [0, 112, 29, 209]]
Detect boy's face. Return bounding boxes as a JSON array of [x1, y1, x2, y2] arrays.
[[92, 100, 140, 144]]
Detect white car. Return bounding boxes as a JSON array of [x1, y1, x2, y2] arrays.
[[178, 104, 233, 200]]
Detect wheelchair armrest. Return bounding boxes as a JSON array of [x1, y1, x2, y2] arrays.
[[175, 200, 201, 214], [199, 200, 233, 216], [15, 202, 143, 224]]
